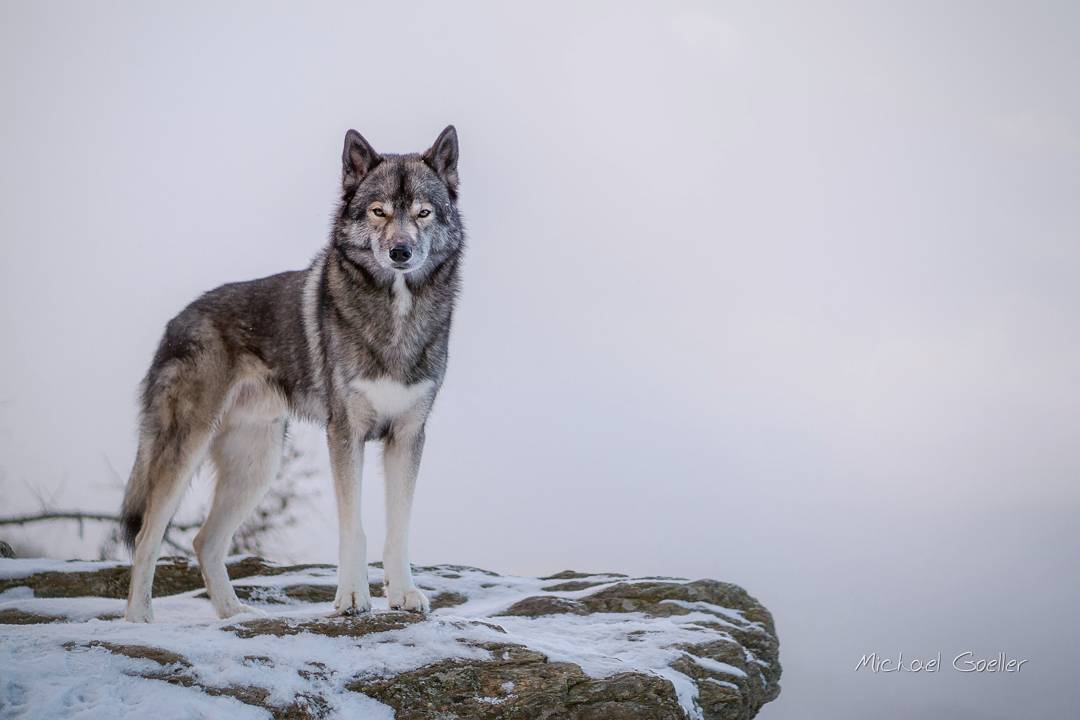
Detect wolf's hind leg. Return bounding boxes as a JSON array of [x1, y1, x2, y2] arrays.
[[195, 416, 285, 619], [125, 430, 213, 623]]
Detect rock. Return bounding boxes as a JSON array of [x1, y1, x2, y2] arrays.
[[227, 611, 425, 639], [0, 541, 15, 558], [197, 582, 378, 604], [496, 595, 589, 617], [540, 569, 628, 581], [349, 642, 687, 720], [429, 590, 468, 610], [64, 639, 328, 719], [0, 608, 66, 624], [541, 579, 609, 592], [64, 640, 192, 667], [0, 556, 329, 599], [415, 563, 501, 577], [0, 558, 780, 719], [0, 608, 121, 624], [203, 584, 466, 611]]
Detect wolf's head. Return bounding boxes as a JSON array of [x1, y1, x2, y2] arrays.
[[334, 126, 464, 277]]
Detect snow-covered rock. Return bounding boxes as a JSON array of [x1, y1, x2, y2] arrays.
[[0, 557, 781, 719]]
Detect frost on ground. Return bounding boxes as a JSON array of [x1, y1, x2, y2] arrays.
[[0, 557, 781, 720]]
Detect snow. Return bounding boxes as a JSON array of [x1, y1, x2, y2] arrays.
[[0, 560, 760, 719], [0, 558, 128, 580], [703, 677, 741, 691], [660, 598, 758, 625], [688, 652, 749, 678]]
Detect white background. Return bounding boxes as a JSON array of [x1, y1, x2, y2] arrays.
[[2, 2, 1078, 717]]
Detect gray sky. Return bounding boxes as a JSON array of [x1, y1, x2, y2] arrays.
[[2, 1, 1078, 717]]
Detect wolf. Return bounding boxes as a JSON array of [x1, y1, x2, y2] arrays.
[[120, 126, 464, 622]]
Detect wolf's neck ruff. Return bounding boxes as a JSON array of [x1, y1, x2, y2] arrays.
[[310, 242, 460, 392]]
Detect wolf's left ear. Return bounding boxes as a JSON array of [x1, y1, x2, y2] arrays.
[[342, 129, 381, 194], [422, 125, 459, 197]]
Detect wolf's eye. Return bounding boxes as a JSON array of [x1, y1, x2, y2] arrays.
[[417, 209, 431, 218], [370, 207, 385, 218]]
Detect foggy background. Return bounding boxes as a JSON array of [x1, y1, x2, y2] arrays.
[[2, 1, 1078, 717]]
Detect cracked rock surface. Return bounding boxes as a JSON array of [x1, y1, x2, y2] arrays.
[[0, 557, 780, 719]]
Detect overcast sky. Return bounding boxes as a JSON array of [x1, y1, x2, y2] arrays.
[[2, 1, 1078, 717]]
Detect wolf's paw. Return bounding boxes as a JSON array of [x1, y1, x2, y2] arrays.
[[333, 588, 373, 616], [387, 586, 430, 614], [124, 605, 154, 623], [218, 603, 267, 620]]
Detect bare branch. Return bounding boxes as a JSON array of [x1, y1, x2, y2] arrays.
[[161, 531, 190, 554], [0, 511, 201, 532], [7, 433, 314, 560]]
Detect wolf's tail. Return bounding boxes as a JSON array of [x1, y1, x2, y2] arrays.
[[120, 443, 150, 551]]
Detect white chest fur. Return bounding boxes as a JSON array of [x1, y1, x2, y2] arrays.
[[349, 377, 434, 420], [391, 273, 413, 317]]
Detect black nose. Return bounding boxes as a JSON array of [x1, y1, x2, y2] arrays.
[[389, 244, 412, 263]]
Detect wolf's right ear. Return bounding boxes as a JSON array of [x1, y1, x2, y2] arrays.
[[342, 130, 381, 193]]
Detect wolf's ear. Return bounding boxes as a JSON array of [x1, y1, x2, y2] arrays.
[[422, 125, 459, 197], [342, 129, 381, 193]]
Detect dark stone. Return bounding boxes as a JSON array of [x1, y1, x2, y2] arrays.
[[65, 640, 192, 667], [0, 556, 321, 599], [64, 640, 329, 718], [197, 582, 384, 604], [540, 570, 627, 581], [495, 596, 589, 617], [0, 608, 63, 624], [541, 579, 609, 592], [0, 608, 120, 624], [348, 642, 686, 720], [227, 611, 425, 639], [429, 590, 468, 610], [414, 563, 501, 577]]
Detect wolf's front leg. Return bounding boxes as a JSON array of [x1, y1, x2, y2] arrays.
[[383, 425, 429, 613], [328, 419, 371, 615]]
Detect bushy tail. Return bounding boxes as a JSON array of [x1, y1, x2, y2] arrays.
[[120, 444, 149, 551]]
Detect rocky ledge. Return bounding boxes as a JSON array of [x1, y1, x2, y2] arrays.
[[0, 557, 780, 719]]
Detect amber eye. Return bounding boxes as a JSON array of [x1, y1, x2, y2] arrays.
[[370, 207, 385, 218], [417, 209, 431, 219]]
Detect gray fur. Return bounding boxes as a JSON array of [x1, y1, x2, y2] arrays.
[[120, 126, 463, 622]]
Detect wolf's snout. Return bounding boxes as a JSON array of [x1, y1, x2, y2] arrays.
[[389, 244, 412, 263]]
